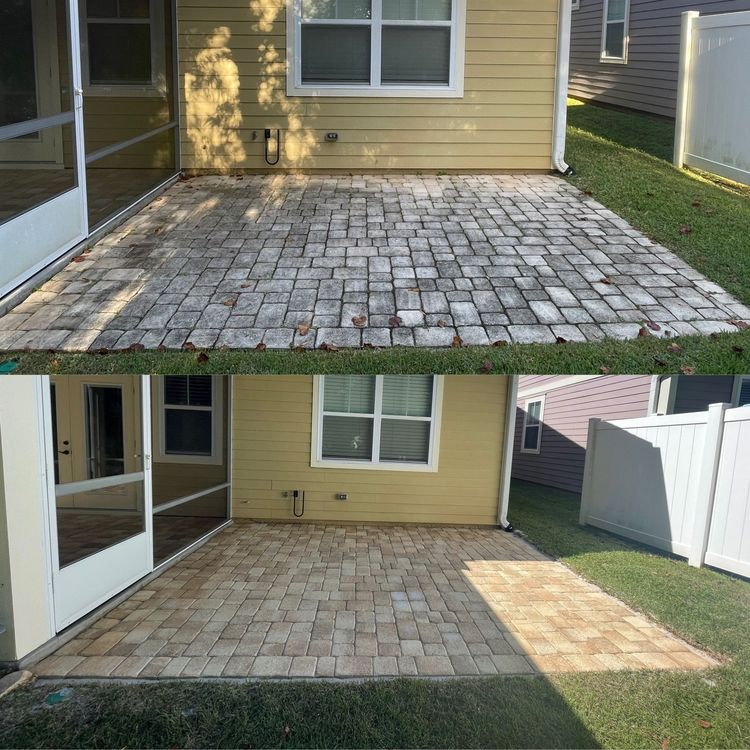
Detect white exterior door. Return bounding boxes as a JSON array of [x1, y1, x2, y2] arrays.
[[0, 0, 87, 298], [45, 376, 152, 630]]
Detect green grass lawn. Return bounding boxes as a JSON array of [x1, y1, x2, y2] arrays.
[[4, 99, 749, 375], [3, 329, 750, 374], [2, 482, 748, 749]]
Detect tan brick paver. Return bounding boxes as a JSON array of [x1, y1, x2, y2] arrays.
[[34, 523, 718, 679]]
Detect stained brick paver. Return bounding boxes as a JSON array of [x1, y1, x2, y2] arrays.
[[0, 175, 747, 351], [33, 524, 717, 679]]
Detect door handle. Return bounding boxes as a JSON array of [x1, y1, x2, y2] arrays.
[[58, 449, 70, 455]]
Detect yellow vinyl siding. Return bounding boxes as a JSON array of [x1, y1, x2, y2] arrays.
[[231, 376, 507, 525], [178, 0, 559, 171]]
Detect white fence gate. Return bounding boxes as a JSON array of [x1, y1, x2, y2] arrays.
[[580, 404, 750, 578], [674, 10, 750, 186]]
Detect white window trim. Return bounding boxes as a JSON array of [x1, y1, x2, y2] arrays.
[[286, 0, 466, 98], [731, 376, 750, 407], [572, 0, 580, 10], [80, 0, 167, 97], [311, 375, 443, 472], [520, 396, 545, 455], [155, 377, 223, 466], [600, 0, 630, 64]]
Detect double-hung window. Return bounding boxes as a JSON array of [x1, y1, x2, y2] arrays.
[[288, 0, 466, 97], [601, 0, 629, 63], [82, 0, 165, 95], [521, 398, 544, 454], [157, 376, 223, 465], [312, 375, 442, 470], [735, 377, 750, 407]]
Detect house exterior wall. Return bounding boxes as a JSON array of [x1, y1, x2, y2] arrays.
[[0, 379, 52, 662], [177, 0, 560, 171], [512, 375, 653, 494], [231, 376, 508, 524], [569, 0, 750, 118]]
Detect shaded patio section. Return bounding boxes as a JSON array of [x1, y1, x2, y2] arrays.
[[33, 523, 717, 679], [0, 174, 748, 351]]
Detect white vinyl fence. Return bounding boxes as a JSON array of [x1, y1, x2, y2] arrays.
[[580, 404, 750, 578], [674, 10, 750, 186]]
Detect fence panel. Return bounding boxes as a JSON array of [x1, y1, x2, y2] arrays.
[[580, 414, 708, 558], [674, 11, 750, 187], [705, 410, 750, 577]]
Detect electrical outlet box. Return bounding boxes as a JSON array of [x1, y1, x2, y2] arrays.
[[326, 132, 339, 142], [336, 493, 348, 501]]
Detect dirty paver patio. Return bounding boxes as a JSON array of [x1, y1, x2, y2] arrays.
[[33, 524, 717, 679], [1, 174, 748, 351]]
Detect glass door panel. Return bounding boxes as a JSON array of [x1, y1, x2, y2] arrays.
[[49, 375, 151, 629], [0, 0, 86, 297]]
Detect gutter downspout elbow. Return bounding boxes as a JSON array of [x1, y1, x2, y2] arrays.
[[497, 375, 519, 532], [553, 0, 574, 175]]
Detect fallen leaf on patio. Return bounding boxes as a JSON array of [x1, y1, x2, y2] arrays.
[[196, 352, 209, 364], [362, 343, 376, 349], [728, 319, 749, 330], [437, 320, 447, 328], [96, 348, 110, 355], [223, 298, 237, 307], [408, 287, 420, 293], [156, 344, 166, 353], [667, 343, 683, 354], [296, 323, 311, 336], [388, 316, 402, 328], [679, 225, 692, 235], [129, 343, 145, 351], [583, 190, 593, 197], [352, 315, 367, 328], [480, 360, 493, 373], [646, 321, 661, 331], [320, 342, 339, 352], [600, 277, 612, 285], [555, 336, 568, 344], [72, 256, 86, 263], [732, 346, 744, 354], [637, 327, 651, 338], [293, 346, 306, 353], [600, 365, 611, 374], [451, 335, 463, 348], [50, 358, 61, 369], [697, 720, 712, 729], [183, 341, 196, 351], [255, 342, 267, 352], [681, 365, 696, 375], [492, 340, 508, 348]]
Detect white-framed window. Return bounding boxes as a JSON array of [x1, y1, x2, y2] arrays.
[[81, 0, 166, 96], [286, 0, 466, 98], [733, 376, 750, 407], [600, 0, 629, 63], [156, 376, 223, 465], [520, 397, 544, 454], [311, 375, 443, 471]]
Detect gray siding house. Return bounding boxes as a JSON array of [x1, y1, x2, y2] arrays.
[[569, 0, 750, 118], [512, 375, 750, 494]]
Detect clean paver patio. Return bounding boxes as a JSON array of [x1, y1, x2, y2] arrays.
[[33, 523, 717, 679], [0, 174, 748, 351]]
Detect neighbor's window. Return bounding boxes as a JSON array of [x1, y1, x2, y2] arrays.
[[737, 377, 750, 407], [83, 0, 164, 93], [157, 376, 223, 464], [288, 0, 466, 97], [521, 398, 544, 454], [313, 375, 442, 470], [571, 0, 580, 9], [601, 0, 629, 62]]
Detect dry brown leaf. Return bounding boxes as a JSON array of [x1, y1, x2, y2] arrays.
[[156, 344, 166, 353], [436, 319, 447, 328], [388, 316, 403, 328], [667, 343, 683, 354], [129, 342, 145, 351], [352, 315, 367, 328], [555, 336, 568, 344], [681, 364, 696, 375], [728, 319, 749, 330], [451, 335, 463, 348], [296, 322, 311, 336], [600, 365, 611, 374], [492, 340, 508, 348], [255, 342, 267, 352], [637, 327, 651, 338], [319, 342, 339, 352], [223, 298, 237, 307], [646, 321, 661, 331], [480, 360, 493, 373], [196, 352, 209, 364], [600, 277, 612, 285], [697, 720, 712, 729], [182, 341, 196, 351]]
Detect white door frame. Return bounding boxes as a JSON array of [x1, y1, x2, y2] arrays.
[[41, 375, 153, 631]]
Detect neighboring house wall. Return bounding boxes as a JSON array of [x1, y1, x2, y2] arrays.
[[178, 0, 560, 171], [231, 376, 508, 524], [569, 0, 750, 118], [512, 376, 653, 494], [671, 375, 735, 414]]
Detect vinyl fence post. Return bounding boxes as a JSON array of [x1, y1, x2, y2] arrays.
[[579, 418, 601, 526], [674, 11, 699, 167], [689, 402, 728, 568]]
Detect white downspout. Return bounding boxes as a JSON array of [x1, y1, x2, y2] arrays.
[[552, 0, 573, 174], [497, 375, 519, 530]]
